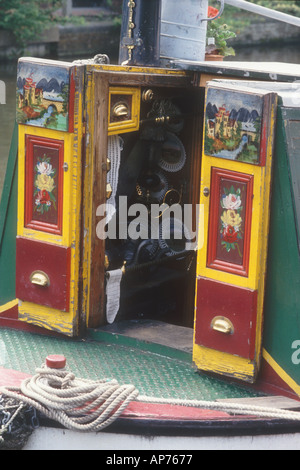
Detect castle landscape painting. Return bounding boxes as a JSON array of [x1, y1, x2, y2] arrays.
[[16, 61, 71, 132], [204, 87, 263, 164]]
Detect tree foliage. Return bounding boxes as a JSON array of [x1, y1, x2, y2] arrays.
[[210, 0, 300, 40], [0, 0, 62, 48], [1, 0, 299, 52], [249, 0, 300, 17]]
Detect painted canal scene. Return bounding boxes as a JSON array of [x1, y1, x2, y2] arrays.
[[0, 0, 300, 451], [204, 87, 263, 163], [16, 60, 72, 132]]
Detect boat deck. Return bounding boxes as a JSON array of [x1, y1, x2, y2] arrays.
[[2, 322, 300, 450], [0, 321, 264, 402]]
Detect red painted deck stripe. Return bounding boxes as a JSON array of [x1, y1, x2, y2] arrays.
[[122, 401, 230, 420], [0, 367, 31, 387]]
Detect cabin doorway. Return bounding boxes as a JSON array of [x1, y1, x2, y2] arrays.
[[82, 68, 204, 335]]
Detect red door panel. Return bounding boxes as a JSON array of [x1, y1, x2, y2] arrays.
[[16, 237, 70, 311], [195, 277, 258, 359]]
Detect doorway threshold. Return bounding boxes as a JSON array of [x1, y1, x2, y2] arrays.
[[88, 320, 194, 362]]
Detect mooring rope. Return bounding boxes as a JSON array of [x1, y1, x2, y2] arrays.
[[1, 364, 300, 439], [137, 395, 300, 422], [0, 366, 139, 433]]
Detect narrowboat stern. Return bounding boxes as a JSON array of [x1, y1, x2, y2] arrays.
[[0, 0, 300, 450]]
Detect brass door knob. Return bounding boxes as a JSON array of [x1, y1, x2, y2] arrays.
[[30, 271, 50, 287], [211, 316, 234, 335], [203, 187, 210, 197], [112, 103, 129, 118]]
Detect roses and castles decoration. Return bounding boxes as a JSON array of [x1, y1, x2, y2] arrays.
[[207, 167, 253, 277], [34, 156, 56, 214], [24, 135, 64, 235], [220, 186, 243, 257]]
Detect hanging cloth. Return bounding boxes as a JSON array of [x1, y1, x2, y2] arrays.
[[105, 269, 123, 324], [106, 135, 123, 224]]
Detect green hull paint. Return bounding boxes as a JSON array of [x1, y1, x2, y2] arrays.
[[263, 106, 300, 387], [0, 122, 18, 304]]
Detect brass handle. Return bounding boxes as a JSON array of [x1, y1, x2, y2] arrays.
[[121, 261, 127, 275], [142, 89, 154, 102], [203, 187, 210, 197], [112, 103, 129, 118], [106, 183, 112, 199], [211, 316, 234, 335], [30, 271, 50, 287]]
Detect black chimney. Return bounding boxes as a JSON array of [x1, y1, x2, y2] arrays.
[[119, 0, 161, 67]]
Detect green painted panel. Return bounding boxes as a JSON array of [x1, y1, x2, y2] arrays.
[[282, 108, 300, 253], [263, 107, 300, 387], [0, 122, 18, 304]]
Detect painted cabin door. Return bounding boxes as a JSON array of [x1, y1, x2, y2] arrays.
[[193, 82, 277, 383], [15, 59, 83, 337]]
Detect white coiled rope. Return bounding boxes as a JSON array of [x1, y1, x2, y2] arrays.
[[0, 366, 139, 432], [1, 365, 300, 433]]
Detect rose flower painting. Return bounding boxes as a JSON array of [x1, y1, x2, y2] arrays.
[[34, 155, 56, 214], [220, 186, 243, 257]]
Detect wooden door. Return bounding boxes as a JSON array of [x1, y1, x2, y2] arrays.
[[15, 58, 84, 337], [193, 82, 277, 383], [81, 66, 193, 329]]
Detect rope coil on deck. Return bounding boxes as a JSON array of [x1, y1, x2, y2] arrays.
[[0, 365, 139, 433], [1, 362, 300, 440]]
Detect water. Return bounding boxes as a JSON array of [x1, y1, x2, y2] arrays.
[[213, 135, 249, 160], [0, 60, 18, 198], [1, 45, 300, 198], [25, 104, 66, 129]]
